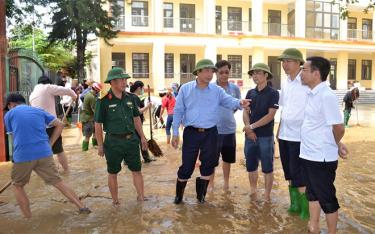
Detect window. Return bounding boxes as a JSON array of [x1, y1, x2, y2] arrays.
[[287, 4, 295, 36], [248, 8, 252, 32], [165, 53, 174, 78], [362, 19, 372, 40], [348, 59, 356, 80], [180, 4, 195, 32], [112, 0, 125, 29], [132, 1, 148, 26], [228, 55, 242, 78], [132, 53, 149, 78], [163, 3, 173, 28], [216, 6, 222, 34], [112, 53, 125, 69], [361, 60, 372, 80], [228, 7, 242, 31], [306, 0, 340, 40], [348, 17, 357, 39]]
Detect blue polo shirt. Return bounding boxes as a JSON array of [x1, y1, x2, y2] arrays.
[[245, 85, 279, 137], [216, 82, 241, 134], [4, 105, 56, 163]]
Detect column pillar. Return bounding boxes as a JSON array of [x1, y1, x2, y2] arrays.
[[152, 41, 165, 92], [152, 0, 163, 32], [372, 53, 375, 90], [295, 0, 306, 38], [252, 0, 263, 35], [204, 0, 216, 34], [337, 52, 349, 90], [204, 43, 217, 63], [99, 39, 112, 85]]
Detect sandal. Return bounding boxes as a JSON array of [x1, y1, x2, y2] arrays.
[[79, 207, 91, 214]]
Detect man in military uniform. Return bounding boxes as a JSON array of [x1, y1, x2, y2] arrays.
[[94, 67, 148, 206]]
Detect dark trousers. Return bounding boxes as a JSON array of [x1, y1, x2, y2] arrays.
[[177, 126, 218, 180]]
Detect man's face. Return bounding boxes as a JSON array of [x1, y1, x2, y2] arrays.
[[216, 65, 230, 83], [251, 70, 268, 85], [197, 68, 215, 84], [282, 59, 300, 75], [300, 61, 316, 86], [111, 78, 127, 92]]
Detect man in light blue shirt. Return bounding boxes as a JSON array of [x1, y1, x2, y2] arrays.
[[172, 59, 249, 204], [209, 60, 241, 191]]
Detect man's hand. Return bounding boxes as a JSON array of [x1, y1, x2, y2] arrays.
[[240, 99, 251, 108], [98, 145, 104, 157], [146, 102, 152, 109], [141, 137, 148, 151], [243, 126, 257, 142], [159, 116, 164, 122], [172, 135, 179, 149], [338, 142, 348, 159]]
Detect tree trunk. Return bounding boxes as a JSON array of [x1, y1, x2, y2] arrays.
[[75, 27, 86, 83]]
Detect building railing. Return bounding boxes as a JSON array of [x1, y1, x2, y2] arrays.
[[347, 29, 373, 41], [215, 20, 252, 35], [306, 27, 340, 40], [263, 23, 295, 37], [114, 15, 125, 31], [161, 17, 201, 33]]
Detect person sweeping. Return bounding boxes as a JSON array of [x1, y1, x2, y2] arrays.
[[343, 87, 360, 128]]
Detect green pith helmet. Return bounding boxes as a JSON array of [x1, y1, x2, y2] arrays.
[[248, 63, 273, 79], [192, 59, 217, 76], [278, 48, 305, 64], [104, 67, 131, 83]]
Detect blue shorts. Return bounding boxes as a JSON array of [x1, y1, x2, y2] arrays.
[[244, 136, 274, 173]]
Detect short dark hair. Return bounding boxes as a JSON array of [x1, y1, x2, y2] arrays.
[[306, 56, 331, 82], [130, 80, 144, 93], [215, 60, 231, 70], [4, 93, 26, 111], [38, 75, 52, 84]]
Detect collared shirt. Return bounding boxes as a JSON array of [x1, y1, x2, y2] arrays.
[[172, 80, 241, 136], [245, 85, 279, 137], [278, 72, 310, 141], [300, 82, 343, 162], [216, 82, 241, 134], [29, 84, 77, 117], [94, 90, 140, 134], [5, 105, 55, 163]]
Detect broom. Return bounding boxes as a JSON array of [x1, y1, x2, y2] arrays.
[[0, 181, 11, 194], [147, 85, 163, 157]]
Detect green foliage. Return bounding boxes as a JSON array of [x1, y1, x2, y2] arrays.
[[9, 24, 75, 72]]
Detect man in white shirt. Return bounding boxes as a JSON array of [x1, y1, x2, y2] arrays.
[[277, 48, 310, 219], [300, 56, 348, 234], [29, 75, 77, 173]]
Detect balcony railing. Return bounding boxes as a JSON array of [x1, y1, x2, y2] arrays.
[[263, 23, 295, 37], [114, 15, 125, 31], [347, 29, 373, 41], [132, 15, 149, 27], [215, 20, 252, 35], [161, 17, 201, 33], [306, 27, 340, 40]]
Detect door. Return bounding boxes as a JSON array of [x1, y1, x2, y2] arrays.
[[268, 56, 281, 89], [268, 10, 281, 36], [329, 59, 337, 90], [180, 4, 195, 32], [180, 54, 196, 84]]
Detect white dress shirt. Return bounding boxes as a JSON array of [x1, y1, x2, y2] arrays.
[[278, 72, 309, 141], [300, 82, 343, 162]]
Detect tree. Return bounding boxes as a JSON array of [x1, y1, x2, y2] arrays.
[[48, 0, 120, 81], [7, 0, 120, 81], [9, 24, 75, 71], [334, 0, 375, 19]]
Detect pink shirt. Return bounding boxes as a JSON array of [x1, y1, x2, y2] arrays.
[[162, 95, 176, 115], [29, 84, 77, 117]]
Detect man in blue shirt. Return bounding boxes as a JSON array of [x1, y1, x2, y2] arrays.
[[209, 60, 241, 191], [4, 93, 90, 218], [243, 63, 279, 201], [172, 59, 250, 204]]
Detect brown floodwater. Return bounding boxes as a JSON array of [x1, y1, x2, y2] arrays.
[[0, 122, 374, 233]]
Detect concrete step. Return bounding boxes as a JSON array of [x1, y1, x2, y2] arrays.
[[334, 90, 375, 104]]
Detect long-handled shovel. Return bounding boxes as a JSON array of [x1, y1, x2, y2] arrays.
[[0, 181, 11, 194], [147, 85, 163, 157]]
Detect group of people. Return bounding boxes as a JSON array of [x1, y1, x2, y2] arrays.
[[4, 48, 348, 233]]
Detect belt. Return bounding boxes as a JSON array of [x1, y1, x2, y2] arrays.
[[107, 133, 133, 139], [186, 126, 215, 132]]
